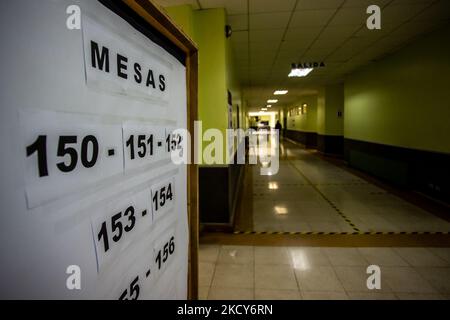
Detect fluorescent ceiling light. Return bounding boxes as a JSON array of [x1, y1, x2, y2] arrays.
[[288, 68, 313, 77], [267, 99, 278, 103], [274, 206, 288, 215], [274, 90, 288, 95], [261, 108, 267, 111], [266, 105, 272, 108], [249, 111, 277, 116], [268, 182, 278, 190], [249, 111, 275, 116]]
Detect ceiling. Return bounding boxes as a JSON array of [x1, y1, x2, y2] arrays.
[[155, 0, 450, 111]]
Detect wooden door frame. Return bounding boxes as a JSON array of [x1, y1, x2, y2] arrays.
[[123, 0, 199, 300]]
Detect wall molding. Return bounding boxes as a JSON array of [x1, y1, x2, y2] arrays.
[[344, 138, 450, 204], [285, 129, 317, 148], [317, 134, 344, 156]]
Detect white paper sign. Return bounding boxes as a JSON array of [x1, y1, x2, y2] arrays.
[[21, 109, 124, 208], [122, 122, 167, 171], [152, 225, 177, 279], [1, 0, 188, 300], [91, 188, 153, 273], [150, 177, 176, 221], [82, 16, 172, 104]]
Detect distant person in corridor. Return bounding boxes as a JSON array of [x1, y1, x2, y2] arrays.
[[275, 120, 282, 132]]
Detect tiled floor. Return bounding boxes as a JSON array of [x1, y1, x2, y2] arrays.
[[199, 245, 450, 300], [249, 139, 450, 233], [199, 138, 450, 300]]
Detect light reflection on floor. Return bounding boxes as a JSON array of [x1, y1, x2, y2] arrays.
[[198, 138, 450, 300], [199, 245, 450, 300], [250, 139, 450, 233]]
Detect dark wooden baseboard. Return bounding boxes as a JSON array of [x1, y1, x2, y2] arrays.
[[285, 129, 317, 148], [200, 232, 450, 247], [199, 163, 245, 229], [344, 138, 450, 204], [317, 134, 344, 156]]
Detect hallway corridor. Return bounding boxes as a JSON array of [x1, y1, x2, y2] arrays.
[[198, 138, 450, 300], [241, 139, 450, 234], [3, 0, 450, 303], [199, 244, 450, 300]]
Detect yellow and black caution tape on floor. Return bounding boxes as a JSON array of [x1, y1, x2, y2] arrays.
[[287, 160, 361, 233], [233, 230, 450, 236], [313, 182, 369, 186]]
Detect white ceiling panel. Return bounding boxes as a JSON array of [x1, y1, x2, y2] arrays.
[[328, 7, 367, 26], [354, 23, 399, 37], [272, 58, 297, 69], [327, 45, 364, 61], [394, 20, 448, 38], [277, 49, 308, 62], [342, 0, 391, 8], [279, 40, 315, 52], [284, 27, 322, 41], [324, 57, 349, 64], [250, 65, 270, 73], [344, 56, 373, 68], [310, 37, 349, 53], [270, 68, 292, 78], [346, 35, 380, 48], [227, 14, 248, 31], [353, 47, 395, 63], [251, 54, 278, 66], [235, 53, 249, 62], [413, 0, 450, 21], [235, 62, 249, 70], [232, 45, 248, 60], [249, 0, 297, 13], [231, 30, 249, 43], [199, 0, 247, 15], [268, 77, 290, 86], [374, 34, 416, 50], [302, 50, 333, 61], [250, 42, 280, 53], [393, 0, 437, 5], [250, 50, 277, 59], [318, 62, 342, 70], [154, 0, 449, 108], [290, 9, 337, 27], [250, 28, 285, 43], [318, 24, 361, 41], [249, 12, 292, 29], [232, 41, 248, 53], [297, 0, 345, 10], [305, 43, 341, 56], [233, 59, 247, 69], [382, 3, 430, 24]]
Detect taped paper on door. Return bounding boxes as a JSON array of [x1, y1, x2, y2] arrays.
[[82, 16, 172, 103]]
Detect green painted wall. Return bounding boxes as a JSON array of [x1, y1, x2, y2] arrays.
[[345, 23, 450, 154], [286, 95, 318, 132], [241, 99, 249, 130], [226, 31, 244, 131], [317, 84, 344, 136], [317, 89, 326, 135], [193, 9, 228, 135], [324, 83, 344, 136], [165, 6, 243, 163], [164, 5, 194, 39]]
